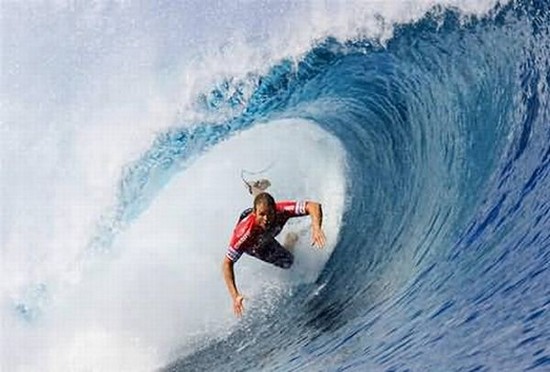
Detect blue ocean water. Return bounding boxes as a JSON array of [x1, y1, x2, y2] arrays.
[[162, 2, 550, 371], [2, 0, 549, 371]]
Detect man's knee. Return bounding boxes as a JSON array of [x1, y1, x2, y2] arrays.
[[278, 254, 294, 269]]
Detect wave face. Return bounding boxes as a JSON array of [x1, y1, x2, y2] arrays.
[[165, 3, 550, 371], [2, 1, 549, 371]]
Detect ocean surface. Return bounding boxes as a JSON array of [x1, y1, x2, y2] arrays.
[[2, 1, 549, 371]]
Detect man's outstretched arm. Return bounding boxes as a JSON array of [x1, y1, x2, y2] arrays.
[[222, 257, 245, 316], [305, 201, 326, 248]]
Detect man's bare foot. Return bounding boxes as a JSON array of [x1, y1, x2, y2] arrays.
[[248, 179, 271, 196], [284, 232, 299, 252]]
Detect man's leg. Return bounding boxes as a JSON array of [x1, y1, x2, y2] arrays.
[[247, 239, 294, 269], [247, 179, 271, 196]]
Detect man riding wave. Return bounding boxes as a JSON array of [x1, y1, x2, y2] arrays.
[[222, 189, 325, 316]]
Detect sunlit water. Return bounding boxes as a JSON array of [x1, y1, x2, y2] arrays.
[[2, 1, 549, 371]]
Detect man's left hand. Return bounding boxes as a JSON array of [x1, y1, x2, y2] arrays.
[[311, 227, 326, 248]]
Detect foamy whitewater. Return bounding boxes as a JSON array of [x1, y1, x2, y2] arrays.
[[2, 1, 549, 371]]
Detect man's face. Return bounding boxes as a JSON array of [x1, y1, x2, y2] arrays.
[[254, 202, 275, 230]]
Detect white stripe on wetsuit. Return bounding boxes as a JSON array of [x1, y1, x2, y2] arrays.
[[226, 246, 243, 262], [295, 200, 306, 215]]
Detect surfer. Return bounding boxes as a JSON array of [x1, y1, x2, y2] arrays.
[[222, 184, 326, 316]]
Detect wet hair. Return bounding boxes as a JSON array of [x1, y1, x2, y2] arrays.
[[253, 192, 276, 212]]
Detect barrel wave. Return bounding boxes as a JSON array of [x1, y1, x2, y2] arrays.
[[2, 1, 549, 371], [164, 3, 550, 371]]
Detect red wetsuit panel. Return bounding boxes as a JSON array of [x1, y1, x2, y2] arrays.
[[225, 200, 307, 262]]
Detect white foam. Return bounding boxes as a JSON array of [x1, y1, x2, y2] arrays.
[[2, 1, 503, 370], [2, 119, 347, 371]]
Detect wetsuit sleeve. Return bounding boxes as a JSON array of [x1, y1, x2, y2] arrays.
[[276, 200, 308, 217], [225, 216, 253, 263], [226, 246, 243, 262]]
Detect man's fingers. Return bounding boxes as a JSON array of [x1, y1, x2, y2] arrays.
[[234, 296, 245, 317], [311, 231, 326, 248]]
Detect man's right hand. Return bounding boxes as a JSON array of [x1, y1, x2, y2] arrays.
[[233, 294, 245, 316]]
